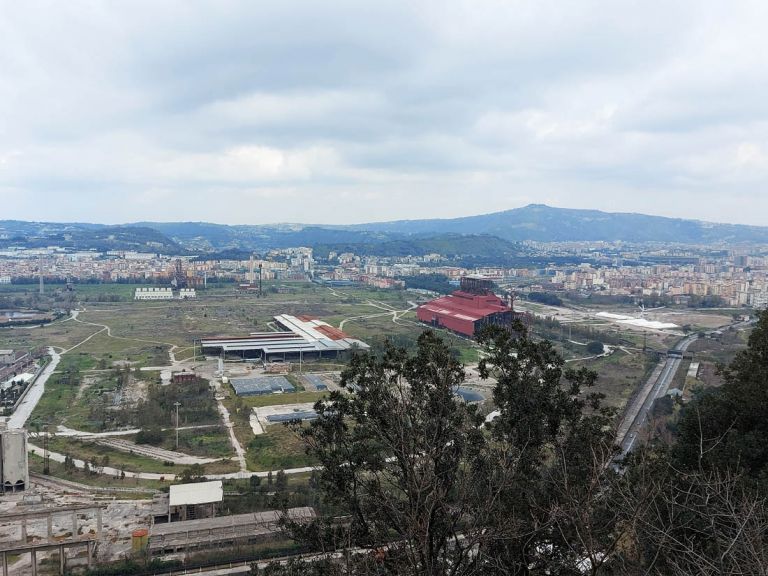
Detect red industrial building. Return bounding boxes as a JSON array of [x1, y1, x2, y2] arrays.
[[416, 277, 515, 338]]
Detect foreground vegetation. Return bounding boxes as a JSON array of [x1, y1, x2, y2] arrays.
[[261, 313, 768, 575]]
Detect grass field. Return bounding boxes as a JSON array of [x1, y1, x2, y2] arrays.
[[245, 423, 317, 471], [44, 436, 239, 475], [28, 453, 165, 493], [570, 349, 658, 410]]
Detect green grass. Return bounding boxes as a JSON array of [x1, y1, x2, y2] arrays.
[[43, 436, 239, 475], [155, 427, 233, 459], [239, 390, 328, 408], [29, 372, 81, 430], [29, 453, 164, 493], [245, 424, 317, 471]]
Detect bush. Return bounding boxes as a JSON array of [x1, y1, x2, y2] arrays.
[[135, 427, 165, 445], [528, 291, 563, 306], [586, 341, 604, 355]]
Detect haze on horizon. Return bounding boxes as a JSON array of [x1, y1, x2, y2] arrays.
[[1, 1, 767, 227]]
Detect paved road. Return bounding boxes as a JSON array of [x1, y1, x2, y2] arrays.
[[7, 347, 60, 429], [616, 333, 698, 457]]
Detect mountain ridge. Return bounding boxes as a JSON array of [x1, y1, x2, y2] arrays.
[[2, 204, 767, 252]]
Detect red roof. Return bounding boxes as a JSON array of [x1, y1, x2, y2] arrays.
[[315, 324, 348, 341], [418, 290, 510, 321]]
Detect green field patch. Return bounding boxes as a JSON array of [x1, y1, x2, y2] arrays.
[[239, 390, 328, 408], [246, 424, 317, 471], [153, 426, 233, 459]]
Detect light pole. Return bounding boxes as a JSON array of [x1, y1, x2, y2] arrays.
[[174, 402, 181, 450]]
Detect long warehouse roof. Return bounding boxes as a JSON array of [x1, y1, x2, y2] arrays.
[[200, 314, 369, 353]]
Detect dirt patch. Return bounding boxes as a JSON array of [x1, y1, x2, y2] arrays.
[[76, 375, 99, 401], [122, 377, 149, 405]]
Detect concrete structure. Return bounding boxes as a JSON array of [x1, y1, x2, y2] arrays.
[[0, 424, 29, 493], [149, 507, 315, 555], [201, 314, 369, 361], [135, 287, 174, 300], [0, 504, 104, 576], [153, 481, 223, 524], [0, 351, 14, 365], [179, 288, 196, 299], [416, 277, 515, 338]]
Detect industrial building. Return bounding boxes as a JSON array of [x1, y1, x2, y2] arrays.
[[134, 287, 174, 300], [148, 507, 315, 555], [230, 376, 295, 397], [0, 424, 29, 493], [134, 287, 196, 300], [152, 480, 223, 524], [416, 277, 516, 339], [200, 314, 369, 361]]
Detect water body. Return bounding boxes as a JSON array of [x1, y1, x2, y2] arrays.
[[454, 387, 484, 403]]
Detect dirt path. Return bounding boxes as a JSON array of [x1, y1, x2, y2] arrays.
[[338, 301, 418, 331]]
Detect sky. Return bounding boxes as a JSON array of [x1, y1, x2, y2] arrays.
[[1, 1, 767, 226]]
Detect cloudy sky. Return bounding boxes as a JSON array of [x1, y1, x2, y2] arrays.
[[1, 1, 767, 225]]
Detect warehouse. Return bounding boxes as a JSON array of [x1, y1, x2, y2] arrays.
[[200, 314, 369, 361], [149, 507, 315, 554], [152, 480, 224, 524], [230, 376, 295, 397], [416, 277, 516, 339]]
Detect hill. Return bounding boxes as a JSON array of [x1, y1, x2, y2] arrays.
[[351, 204, 768, 244], [0, 221, 182, 253], [132, 222, 395, 252]]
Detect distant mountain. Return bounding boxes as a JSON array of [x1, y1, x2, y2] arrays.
[[3, 204, 767, 255], [350, 204, 768, 244], [0, 221, 181, 253], [132, 222, 396, 252]]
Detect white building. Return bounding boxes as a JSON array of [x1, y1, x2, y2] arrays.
[[178, 288, 196, 299], [135, 287, 175, 300]]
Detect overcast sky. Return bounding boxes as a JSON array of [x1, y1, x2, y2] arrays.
[[1, 1, 767, 226]]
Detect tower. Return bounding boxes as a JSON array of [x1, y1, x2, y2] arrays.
[[39, 255, 44, 295]]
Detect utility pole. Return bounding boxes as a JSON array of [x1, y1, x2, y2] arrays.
[[174, 402, 181, 450], [43, 423, 50, 475], [39, 255, 44, 295]]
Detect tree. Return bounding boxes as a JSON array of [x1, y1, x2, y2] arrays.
[[673, 309, 768, 479], [178, 463, 206, 483], [277, 326, 620, 575], [475, 324, 620, 574], [275, 469, 288, 492], [586, 341, 605, 355], [250, 475, 262, 490], [613, 448, 768, 575]]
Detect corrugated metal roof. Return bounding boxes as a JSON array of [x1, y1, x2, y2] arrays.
[[201, 315, 369, 354], [169, 480, 223, 507]]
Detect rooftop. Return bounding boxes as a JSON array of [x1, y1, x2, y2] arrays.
[[168, 480, 223, 507]]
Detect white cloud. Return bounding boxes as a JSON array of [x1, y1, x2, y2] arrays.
[[2, 1, 768, 225]]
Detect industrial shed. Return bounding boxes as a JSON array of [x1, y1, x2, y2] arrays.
[[153, 480, 224, 524], [230, 376, 295, 397], [200, 314, 369, 361]]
